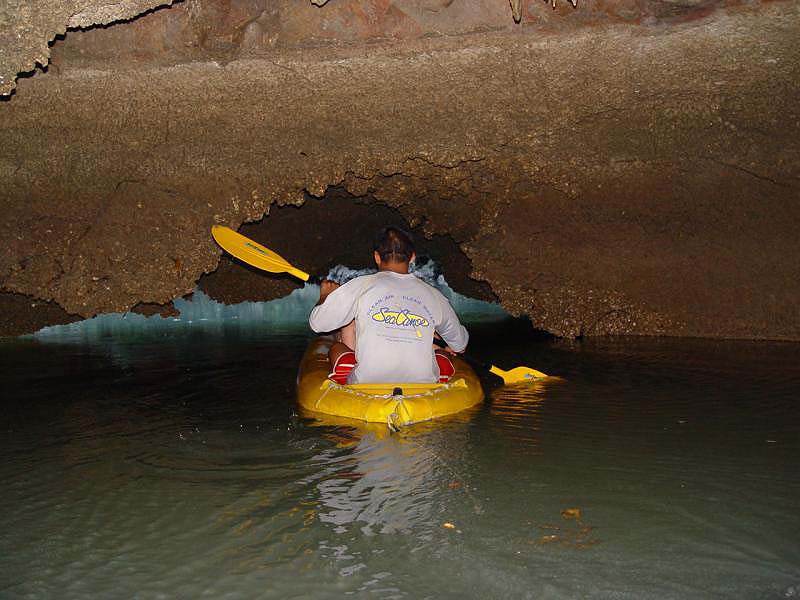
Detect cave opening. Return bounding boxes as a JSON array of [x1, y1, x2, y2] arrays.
[[195, 186, 554, 342], [199, 186, 498, 307]]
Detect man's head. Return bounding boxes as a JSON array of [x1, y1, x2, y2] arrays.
[[373, 227, 415, 272]]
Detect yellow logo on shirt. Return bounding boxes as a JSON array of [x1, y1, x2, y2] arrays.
[[371, 308, 430, 328]]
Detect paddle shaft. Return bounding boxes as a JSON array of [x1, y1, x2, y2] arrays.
[[433, 337, 548, 382], [211, 226, 549, 380], [433, 337, 492, 372]]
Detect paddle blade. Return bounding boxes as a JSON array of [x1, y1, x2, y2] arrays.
[[489, 364, 550, 384], [211, 226, 310, 281]]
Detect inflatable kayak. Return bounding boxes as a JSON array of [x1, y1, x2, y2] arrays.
[[296, 337, 484, 428]]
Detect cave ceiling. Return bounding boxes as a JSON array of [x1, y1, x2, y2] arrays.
[[1, 0, 798, 339]]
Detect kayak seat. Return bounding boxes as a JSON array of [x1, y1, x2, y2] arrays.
[[328, 351, 356, 385], [435, 352, 455, 383], [327, 351, 456, 385]]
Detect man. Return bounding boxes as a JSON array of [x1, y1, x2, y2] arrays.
[[309, 227, 469, 384]]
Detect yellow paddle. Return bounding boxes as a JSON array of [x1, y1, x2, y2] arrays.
[[211, 225, 318, 283], [433, 338, 550, 383], [488, 364, 550, 383], [211, 225, 555, 383]]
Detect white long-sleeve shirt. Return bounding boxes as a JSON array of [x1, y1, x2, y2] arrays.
[[309, 271, 469, 384]]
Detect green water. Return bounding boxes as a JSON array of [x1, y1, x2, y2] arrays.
[[1, 321, 798, 598]]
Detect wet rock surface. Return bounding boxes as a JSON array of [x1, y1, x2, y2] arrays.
[[1, 1, 798, 338]]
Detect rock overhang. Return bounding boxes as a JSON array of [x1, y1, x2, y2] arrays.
[[0, 0, 798, 339]]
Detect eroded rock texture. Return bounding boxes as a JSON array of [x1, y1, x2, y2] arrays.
[[0, 0, 177, 96], [1, 0, 798, 338]]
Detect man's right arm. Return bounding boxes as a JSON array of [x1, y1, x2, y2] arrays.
[[309, 279, 358, 333], [316, 280, 339, 306]]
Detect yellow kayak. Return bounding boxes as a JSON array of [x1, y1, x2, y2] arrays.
[[296, 337, 484, 428]]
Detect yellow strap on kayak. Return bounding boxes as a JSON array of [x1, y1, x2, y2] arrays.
[[319, 379, 466, 395]]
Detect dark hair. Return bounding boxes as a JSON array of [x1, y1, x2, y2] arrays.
[[374, 227, 415, 263]]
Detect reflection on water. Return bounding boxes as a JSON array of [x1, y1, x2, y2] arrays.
[[308, 414, 480, 539], [1, 327, 799, 598], [489, 380, 548, 446]]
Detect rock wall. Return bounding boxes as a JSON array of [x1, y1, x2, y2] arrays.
[[1, 1, 798, 339]]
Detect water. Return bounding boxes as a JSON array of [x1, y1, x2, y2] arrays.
[[2, 320, 799, 597], [32, 261, 507, 341]]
